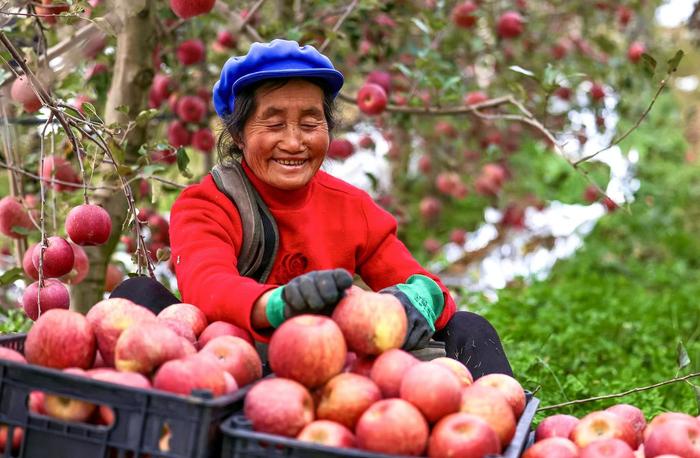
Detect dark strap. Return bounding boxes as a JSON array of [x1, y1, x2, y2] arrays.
[[211, 161, 279, 283]]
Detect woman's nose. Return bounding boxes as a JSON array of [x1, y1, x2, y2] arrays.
[[280, 124, 305, 152]]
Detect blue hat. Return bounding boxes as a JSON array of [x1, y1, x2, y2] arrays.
[[212, 39, 345, 118]]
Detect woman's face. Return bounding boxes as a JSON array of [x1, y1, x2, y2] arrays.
[[240, 79, 329, 190]]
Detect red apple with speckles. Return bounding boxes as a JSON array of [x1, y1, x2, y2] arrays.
[[357, 83, 387, 116], [327, 139, 355, 160], [497, 11, 524, 38], [198, 321, 253, 348], [176, 95, 207, 124], [200, 335, 262, 387], [192, 128, 215, 153], [244, 378, 314, 437], [167, 120, 191, 147], [297, 420, 355, 448], [535, 414, 579, 441], [114, 321, 189, 375], [370, 348, 419, 397], [65, 204, 112, 246], [0, 196, 34, 239], [157, 303, 208, 337], [90, 369, 150, 425], [176, 39, 205, 66], [580, 438, 635, 458], [356, 399, 429, 456], [169, 0, 215, 19], [432, 357, 473, 387], [451, 1, 477, 28], [606, 404, 646, 449], [25, 309, 96, 369], [22, 279, 70, 320], [460, 384, 516, 449], [474, 373, 526, 418], [524, 437, 579, 458], [644, 418, 700, 458], [153, 353, 228, 397], [401, 362, 462, 423], [316, 373, 381, 430], [571, 411, 636, 449], [32, 236, 74, 278], [22, 244, 39, 281], [43, 368, 96, 422], [10, 76, 42, 112], [61, 242, 89, 285], [428, 413, 501, 458]]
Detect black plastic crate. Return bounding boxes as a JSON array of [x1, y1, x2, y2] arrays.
[[0, 332, 250, 458], [221, 391, 539, 458]]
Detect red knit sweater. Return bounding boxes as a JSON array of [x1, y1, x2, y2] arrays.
[[169, 160, 456, 342]]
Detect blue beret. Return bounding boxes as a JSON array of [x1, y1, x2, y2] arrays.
[[212, 39, 345, 118]]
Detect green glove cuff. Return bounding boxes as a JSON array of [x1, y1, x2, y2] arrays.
[[265, 286, 286, 328], [394, 274, 445, 331]]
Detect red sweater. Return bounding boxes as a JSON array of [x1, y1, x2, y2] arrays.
[[169, 160, 456, 342]]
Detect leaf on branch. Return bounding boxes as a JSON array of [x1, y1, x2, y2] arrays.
[[0, 268, 24, 286], [135, 109, 159, 127], [108, 139, 125, 165], [411, 18, 431, 34], [176, 147, 193, 179], [82, 102, 98, 118], [678, 341, 691, 370], [141, 164, 167, 175], [666, 50, 684, 73], [10, 226, 30, 236], [156, 246, 171, 262], [641, 53, 657, 78], [151, 180, 161, 205], [115, 105, 130, 115]]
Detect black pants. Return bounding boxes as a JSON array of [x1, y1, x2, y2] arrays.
[[110, 276, 513, 379]]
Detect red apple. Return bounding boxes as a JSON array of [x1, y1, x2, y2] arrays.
[[464, 91, 488, 106], [151, 73, 175, 104], [65, 204, 112, 246], [606, 404, 646, 448], [158, 318, 197, 345], [297, 420, 355, 448], [400, 362, 462, 423], [429, 412, 500, 458], [356, 398, 429, 456], [28, 391, 45, 414], [571, 411, 637, 449], [90, 369, 150, 425], [332, 288, 407, 356], [346, 353, 376, 377], [176, 39, 205, 66], [43, 368, 96, 422], [523, 437, 579, 458], [327, 139, 355, 160], [474, 373, 526, 418], [11, 76, 42, 112], [157, 303, 207, 337], [243, 378, 314, 437], [535, 414, 579, 441], [419, 196, 442, 220], [86, 298, 157, 366], [269, 315, 346, 388], [0, 348, 25, 364], [627, 42, 645, 63], [169, 0, 215, 19], [0, 196, 34, 239], [418, 155, 432, 173], [449, 229, 468, 246], [167, 120, 192, 147], [22, 243, 39, 281], [199, 335, 262, 387], [316, 373, 381, 430], [580, 438, 635, 458], [35, 0, 69, 25], [114, 321, 187, 375], [366, 70, 392, 94], [39, 156, 81, 191], [22, 279, 70, 320], [104, 263, 124, 292], [153, 353, 228, 397], [460, 384, 516, 450], [643, 412, 697, 441], [216, 30, 236, 49], [370, 348, 419, 397], [432, 357, 473, 387], [25, 309, 95, 369], [497, 11, 524, 38], [451, 1, 477, 28], [176, 95, 207, 123], [0, 424, 22, 455], [31, 236, 74, 278], [590, 83, 606, 102], [357, 83, 388, 116], [645, 418, 700, 457], [198, 321, 254, 348], [192, 128, 215, 153]]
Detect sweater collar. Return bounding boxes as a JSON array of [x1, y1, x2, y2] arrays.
[[241, 158, 314, 210]]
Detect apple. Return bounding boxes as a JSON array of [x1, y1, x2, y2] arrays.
[[428, 412, 500, 458], [104, 264, 124, 292], [297, 420, 355, 448], [436, 172, 460, 195], [645, 417, 700, 457], [65, 204, 112, 246], [269, 315, 347, 388], [419, 196, 442, 220], [39, 156, 81, 191], [192, 128, 215, 153], [0, 348, 26, 364], [332, 288, 407, 356], [157, 303, 208, 337], [366, 70, 392, 94], [43, 368, 96, 422], [400, 362, 462, 423], [327, 139, 354, 160], [28, 391, 45, 414], [356, 399, 429, 456], [345, 353, 376, 377], [199, 335, 262, 387], [451, 1, 477, 28], [86, 298, 157, 366], [535, 414, 579, 441], [61, 242, 90, 285], [22, 279, 70, 320], [369, 348, 419, 397], [643, 412, 697, 441], [0, 196, 34, 239], [176, 39, 205, 66], [114, 321, 187, 375], [167, 120, 192, 147], [158, 318, 197, 345], [523, 437, 579, 458], [424, 238, 441, 254], [628, 42, 646, 63], [169, 0, 214, 19], [35, 0, 69, 25], [0, 424, 22, 455], [497, 11, 524, 38], [571, 411, 637, 449], [617, 5, 633, 26], [216, 30, 236, 49], [316, 373, 381, 430], [449, 229, 468, 246], [432, 357, 473, 387], [11, 76, 42, 112], [474, 373, 526, 418], [153, 353, 228, 397], [32, 236, 74, 278], [418, 155, 432, 174], [198, 321, 254, 348], [244, 378, 314, 437], [584, 185, 599, 203], [356, 83, 388, 116], [150, 73, 175, 104], [590, 83, 606, 102], [464, 91, 488, 106], [606, 404, 646, 448], [176, 95, 207, 124], [90, 369, 150, 425], [460, 384, 516, 449], [25, 309, 95, 369], [22, 243, 39, 280], [580, 438, 635, 458]]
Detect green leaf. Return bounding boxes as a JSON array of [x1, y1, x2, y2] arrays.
[[666, 49, 684, 73], [81, 102, 98, 118], [678, 341, 691, 370], [10, 226, 30, 235], [135, 109, 159, 127], [156, 246, 171, 262], [176, 147, 193, 178], [0, 268, 24, 286], [141, 164, 167, 175], [109, 139, 125, 165], [115, 105, 130, 115]]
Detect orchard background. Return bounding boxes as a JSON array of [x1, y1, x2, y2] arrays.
[[1, 0, 700, 422]]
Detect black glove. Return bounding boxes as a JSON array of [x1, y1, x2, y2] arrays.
[[278, 269, 353, 320], [380, 286, 433, 351]]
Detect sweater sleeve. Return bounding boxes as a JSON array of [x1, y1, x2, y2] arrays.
[[169, 175, 277, 342], [355, 193, 456, 330]]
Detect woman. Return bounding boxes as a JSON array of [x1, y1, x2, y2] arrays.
[[112, 39, 512, 379]]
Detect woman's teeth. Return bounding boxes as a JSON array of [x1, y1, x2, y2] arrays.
[[275, 159, 306, 166]]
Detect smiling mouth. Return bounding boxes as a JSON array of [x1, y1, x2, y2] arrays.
[[273, 158, 307, 167]]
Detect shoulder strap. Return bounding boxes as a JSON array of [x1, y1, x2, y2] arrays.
[[211, 161, 279, 283]]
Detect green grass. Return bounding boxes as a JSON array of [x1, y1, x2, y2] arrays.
[[468, 92, 700, 420]]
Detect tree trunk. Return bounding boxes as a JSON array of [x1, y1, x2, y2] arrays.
[[70, 0, 156, 313]]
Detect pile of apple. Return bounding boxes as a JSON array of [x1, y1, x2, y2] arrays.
[[242, 286, 528, 457], [0, 298, 262, 450], [526, 405, 700, 458]]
